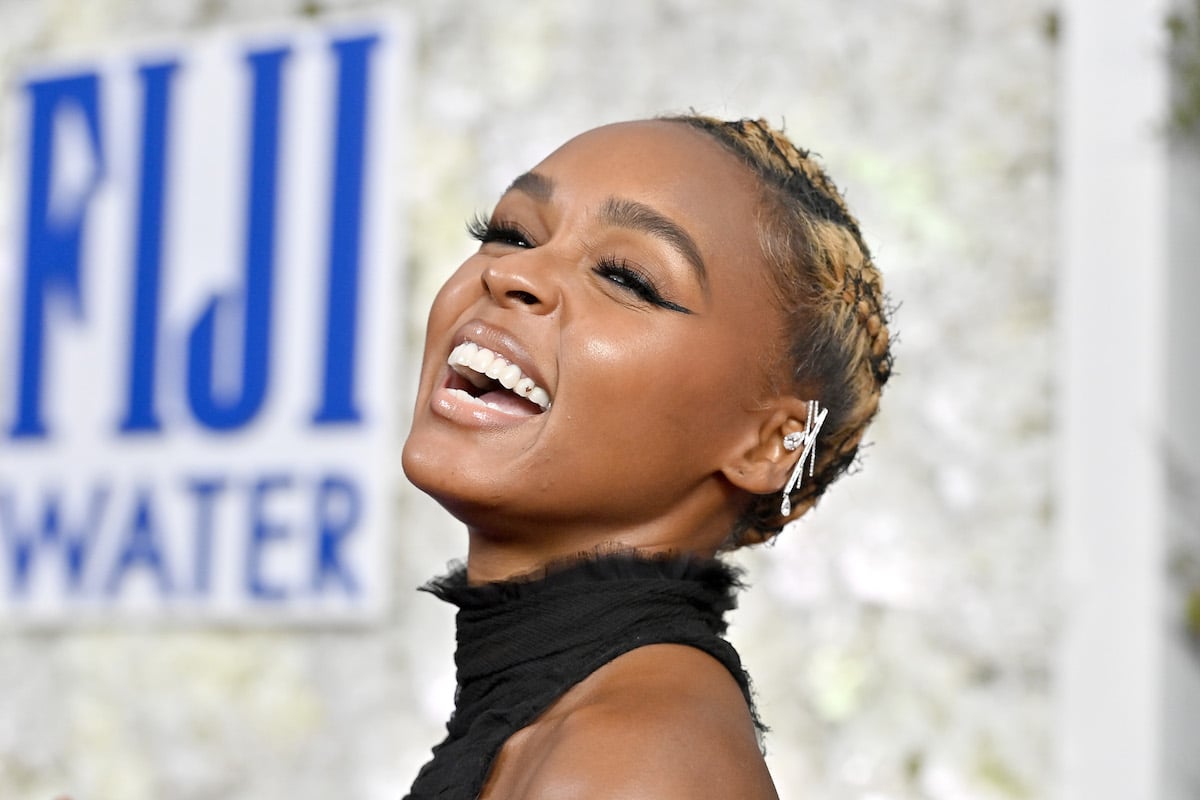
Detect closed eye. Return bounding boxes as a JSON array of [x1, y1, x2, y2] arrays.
[[467, 213, 535, 249], [594, 256, 692, 314]]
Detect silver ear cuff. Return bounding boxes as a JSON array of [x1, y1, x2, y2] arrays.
[[780, 401, 828, 516]]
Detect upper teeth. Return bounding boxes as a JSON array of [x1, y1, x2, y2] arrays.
[[447, 341, 551, 411]]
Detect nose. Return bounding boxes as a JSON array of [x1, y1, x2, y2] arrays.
[[480, 252, 560, 313]]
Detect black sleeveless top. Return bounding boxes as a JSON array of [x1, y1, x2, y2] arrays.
[[403, 552, 758, 800]]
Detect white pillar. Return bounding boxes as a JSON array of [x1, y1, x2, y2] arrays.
[[1057, 2, 1169, 799], [1163, 37, 1200, 800]]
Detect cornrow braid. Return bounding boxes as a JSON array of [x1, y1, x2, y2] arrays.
[[665, 115, 894, 546]]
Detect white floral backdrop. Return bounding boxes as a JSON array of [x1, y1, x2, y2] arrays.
[[0, 0, 1058, 798]]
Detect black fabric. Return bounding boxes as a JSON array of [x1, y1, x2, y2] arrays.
[[403, 551, 757, 800]]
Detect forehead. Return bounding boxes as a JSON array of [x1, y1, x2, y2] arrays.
[[532, 120, 759, 211]]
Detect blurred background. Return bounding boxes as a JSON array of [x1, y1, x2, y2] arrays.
[[0, 0, 1196, 798]]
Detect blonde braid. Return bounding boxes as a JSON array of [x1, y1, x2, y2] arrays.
[[666, 116, 894, 545]]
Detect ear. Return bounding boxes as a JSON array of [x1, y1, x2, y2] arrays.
[[719, 396, 815, 495]]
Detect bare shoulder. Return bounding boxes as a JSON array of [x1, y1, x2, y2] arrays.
[[484, 644, 779, 800]]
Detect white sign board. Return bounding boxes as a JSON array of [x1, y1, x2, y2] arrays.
[[0, 18, 407, 622]]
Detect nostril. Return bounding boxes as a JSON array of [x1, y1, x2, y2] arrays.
[[508, 290, 539, 305], [480, 263, 551, 310]]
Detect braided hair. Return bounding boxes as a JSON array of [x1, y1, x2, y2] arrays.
[[665, 116, 894, 546]]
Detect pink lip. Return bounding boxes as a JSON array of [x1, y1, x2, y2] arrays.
[[449, 319, 552, 398], [427, 319, 553, 428]]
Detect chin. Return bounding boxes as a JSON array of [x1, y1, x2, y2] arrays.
[[402, 424, 497, 517], [401, 422, 448, 499], [402, 426, 563, 544]]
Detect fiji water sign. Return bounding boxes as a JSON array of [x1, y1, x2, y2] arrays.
[[0, 19, 406, 622]]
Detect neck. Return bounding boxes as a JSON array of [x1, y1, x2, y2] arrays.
[[463, 516, 733, 585], [463, 537, 698, 585]]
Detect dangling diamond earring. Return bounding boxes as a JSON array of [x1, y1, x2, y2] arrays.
[[780, 400, 828, 516]]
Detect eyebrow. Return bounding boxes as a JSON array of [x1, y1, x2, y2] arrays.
[[506, 171, 555, 203], [505, 170, 708, 290], [597, 197, 708, 290]]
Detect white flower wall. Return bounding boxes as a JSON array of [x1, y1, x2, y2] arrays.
[[0, 0, 1057, 798]]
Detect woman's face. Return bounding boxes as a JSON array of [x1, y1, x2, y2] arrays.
[[402, 121, 787, 551]]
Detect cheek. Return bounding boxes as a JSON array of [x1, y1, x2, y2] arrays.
[[420, 261, 481, 360], [570, 330, 750, 456], [429, 259, 482, 324]]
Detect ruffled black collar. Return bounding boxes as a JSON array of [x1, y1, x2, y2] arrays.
[[404, 552, 755, 800]]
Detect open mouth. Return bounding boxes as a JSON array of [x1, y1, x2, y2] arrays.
[[444, 341, 551, 416]]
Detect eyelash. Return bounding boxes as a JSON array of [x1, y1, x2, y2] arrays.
[[466, 214, 692, 314], [467, 212, 533, 249], [592, 257, 691, 313]]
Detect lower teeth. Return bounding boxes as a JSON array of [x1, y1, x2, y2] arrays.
[[447, 387, 505, 411]]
